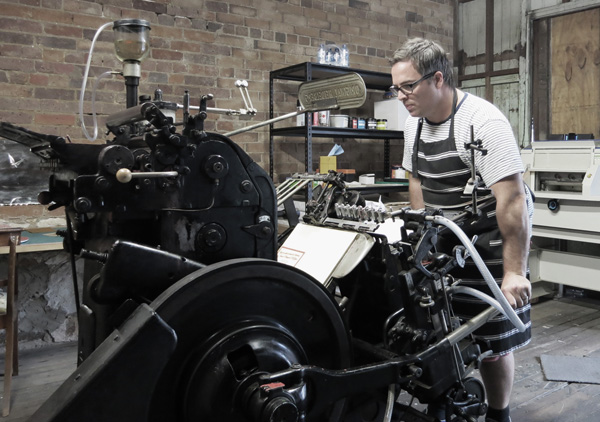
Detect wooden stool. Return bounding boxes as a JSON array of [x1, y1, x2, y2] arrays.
[[0, 227, 22, 417]]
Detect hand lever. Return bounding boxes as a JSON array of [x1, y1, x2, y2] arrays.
[[116, 168, 178, 183]]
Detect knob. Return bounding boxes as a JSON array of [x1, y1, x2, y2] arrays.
[[74, 197, 92, 213], [547, 199, 559, 212], [116, 168, 133, 183], [262, 397, 298, 422], [203, 155, 229, 179]]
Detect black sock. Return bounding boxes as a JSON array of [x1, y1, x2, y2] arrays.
[[486, 405, 510, 422]]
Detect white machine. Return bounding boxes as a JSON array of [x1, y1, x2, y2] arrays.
[[521, 140, 600, 294]]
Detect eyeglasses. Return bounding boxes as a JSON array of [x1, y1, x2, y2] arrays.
[[389, 72, 436, 96]]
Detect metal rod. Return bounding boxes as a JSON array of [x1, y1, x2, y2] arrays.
[[130, 171, 178, 178], [115, 168, 179, 184], [277, 179, 310, 207], [224, 110, 302, 137], [224, 103, 340, 137]]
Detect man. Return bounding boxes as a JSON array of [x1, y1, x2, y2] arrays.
[[390, 38, 534, 422]]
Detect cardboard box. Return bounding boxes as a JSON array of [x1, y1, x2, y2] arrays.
[[359, 174, 375, 184], [374, 99, 410, 130], [319, 156, 337, 173], [336, 168, 356, 182]]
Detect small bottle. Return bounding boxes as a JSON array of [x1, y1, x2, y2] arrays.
[[312, 112, 319, 126], [317, 44, 326, 64], [332, 45, 341, 66], [341, 44, 349, 67], [325, 46, 332, 64], [319, 110, 329, 126]]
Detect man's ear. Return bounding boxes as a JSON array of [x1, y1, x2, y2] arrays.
[[434, 71, 444, 88]]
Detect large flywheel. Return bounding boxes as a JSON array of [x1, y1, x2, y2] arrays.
[[146, 258, 352, 422]]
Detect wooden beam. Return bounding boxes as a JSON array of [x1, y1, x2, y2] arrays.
[[458, 68, 519, 82], [485, 0, 494, 102]]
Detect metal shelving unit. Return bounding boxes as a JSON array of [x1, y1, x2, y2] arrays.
[[269, 62, 404, 179]]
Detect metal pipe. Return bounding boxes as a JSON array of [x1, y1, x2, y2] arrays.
[[449, 285, 503, 312], [445, 306, 499, 346], [125, 76, 139, 109], [430, 215, 527, 333], [383, 384, 395, 422]]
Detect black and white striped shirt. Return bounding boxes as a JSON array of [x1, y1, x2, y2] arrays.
[[402, 92, 524, 189]]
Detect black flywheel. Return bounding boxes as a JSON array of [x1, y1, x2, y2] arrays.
[[146, 258, 352, 422]]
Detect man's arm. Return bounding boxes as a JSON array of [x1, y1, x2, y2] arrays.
[[408, 175, 425, 209], [490, 173, 532, 308]]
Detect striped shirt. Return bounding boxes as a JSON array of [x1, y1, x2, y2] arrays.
[[402, 93, 524, 189], [401, 92, 534, 356]]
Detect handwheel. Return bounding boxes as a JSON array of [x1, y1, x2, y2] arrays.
[[446, 377, 486, 422], [146, 258, 352, 422]]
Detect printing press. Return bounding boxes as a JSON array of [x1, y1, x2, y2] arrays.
[[0, 98, 527, 422], [521, 140, 600, 294], [0, 19, 530, 422]]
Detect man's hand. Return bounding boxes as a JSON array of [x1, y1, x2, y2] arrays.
[[491, 174, 531, 310], [501, 272, 532, 309]]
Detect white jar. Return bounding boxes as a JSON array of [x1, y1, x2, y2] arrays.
[[330, 115, 348, 128]]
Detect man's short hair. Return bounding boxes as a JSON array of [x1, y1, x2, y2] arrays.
[[391, 38, 455, 89]]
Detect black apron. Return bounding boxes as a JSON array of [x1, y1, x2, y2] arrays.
[[411, 90, 531, 355], [412, 91, 494, 210]]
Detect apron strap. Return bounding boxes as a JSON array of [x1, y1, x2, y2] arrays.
[[411, 118, 423, 179], [448, 88, 457, 139], [411, 89, 458, 180]]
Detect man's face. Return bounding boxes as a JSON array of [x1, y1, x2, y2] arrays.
[[391, 61, 437, 119]]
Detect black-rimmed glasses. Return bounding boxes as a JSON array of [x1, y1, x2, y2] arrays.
[[389, 72, 436, 96]]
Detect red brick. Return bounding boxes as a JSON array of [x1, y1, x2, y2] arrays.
[[0, 44, 42, 59], [215, 12, 245, 26], [152, 24, 184, 40], [205, 1, 228, 13], [0, 82, 34, 98], [0, 31, 35, 46], [63, 0, 103, 15], [0, 17, 42, 33], [230, 5, 257, 17], [0, 111, 34, 125], [133, 0, 167, 14], [44, 24, 83, 38], [29, 74, 49, 86], [34, 87, 75, 101], [35, 113, 76, 126], [218, 34, 251, 49], [152, 48, 184, 61], [182, 29, 217, 43], [244, 17, 270, 30], [0, 4, 35, 19]]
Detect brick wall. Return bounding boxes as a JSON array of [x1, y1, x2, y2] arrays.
[[0, 0, 454, 186]]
